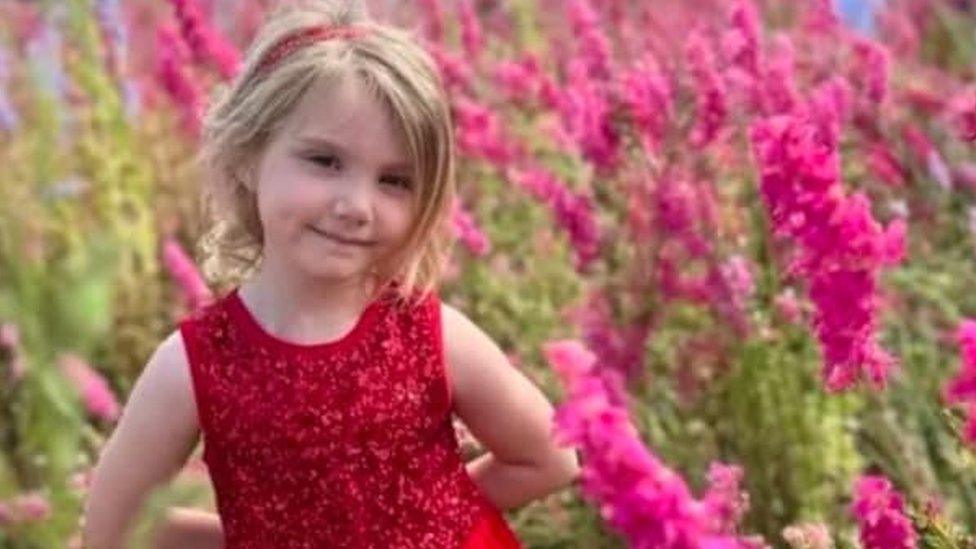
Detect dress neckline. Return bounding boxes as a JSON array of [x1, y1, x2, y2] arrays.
[[226, 287, 386, 356]]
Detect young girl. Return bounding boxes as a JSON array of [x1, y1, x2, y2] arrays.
[[82, 1, 580, 547]]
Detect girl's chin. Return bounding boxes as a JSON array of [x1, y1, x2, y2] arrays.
[[300, 257, 374, 281]]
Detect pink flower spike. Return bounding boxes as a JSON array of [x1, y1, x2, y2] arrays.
[[544, 339, 758, 547], [686, 29, 728, 147], [155, 24, 205, 137], [0, 491, 52, 524], [775, 289, 803, 325], [162, 236, 213, 312], [450, 198, 491, 256], [0, 322, 26, 381], [417, 0, 445, 43], [57, 354, 121, 422], [492, 55, 542, 104], [13, 492, 51, 522], [851, 475, 917, 549], [457, 0, 484, 61], [945, 319, 976, 446], [167, 0, 242, 79], [949, 87, 976, 142], [0, 501, 11, 525], [702, 462, 749, 534], [750, 111, 902, 392], [543, 340, 597, 384]]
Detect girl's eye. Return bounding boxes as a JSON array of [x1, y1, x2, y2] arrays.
[[381, 176, 413, 191], [309, 155, 340, 169]]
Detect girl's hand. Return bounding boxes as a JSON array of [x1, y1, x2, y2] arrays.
[[152, 507, 223, 549]]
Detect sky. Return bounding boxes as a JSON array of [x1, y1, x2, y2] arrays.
[[836, 0, 882, 33]]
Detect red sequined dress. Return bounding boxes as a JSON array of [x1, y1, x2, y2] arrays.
[[178, 283, 522, 548]]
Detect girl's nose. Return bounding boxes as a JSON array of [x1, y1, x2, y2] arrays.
[[332, 183, 371, 227]]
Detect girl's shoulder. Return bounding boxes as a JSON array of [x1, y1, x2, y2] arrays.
[[143, 328, 199, 431]]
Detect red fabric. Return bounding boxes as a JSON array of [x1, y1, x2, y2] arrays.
[[178, 283, 521, 548], [462, 507, 523, 549]]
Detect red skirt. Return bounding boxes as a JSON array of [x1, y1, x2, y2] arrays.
[[460, 506, 522, 548]]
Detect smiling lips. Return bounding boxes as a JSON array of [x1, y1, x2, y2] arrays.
[[309, 226, 376, 247]]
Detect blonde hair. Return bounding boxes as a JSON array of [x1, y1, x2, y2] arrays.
[[196, 0, 456, 308]]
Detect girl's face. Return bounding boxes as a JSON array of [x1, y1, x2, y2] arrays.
[[253, 73, 416, 287]]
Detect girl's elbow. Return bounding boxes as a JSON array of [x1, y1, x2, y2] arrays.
[[82, 500, 122, 549], [81, 519, 122, 549], [545, 447, 581, 489], [81, 477, 141, 549], [563, 448, 582, 484]]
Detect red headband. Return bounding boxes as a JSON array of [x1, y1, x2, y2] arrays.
[[256, 25, 368, 76]]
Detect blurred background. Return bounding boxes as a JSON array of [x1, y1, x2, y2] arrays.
[[0, 0, 975, 547]]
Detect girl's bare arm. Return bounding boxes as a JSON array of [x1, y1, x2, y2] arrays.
[[440, 303, 581, 511], [151, 507, 223, 549], [82, 330, 203, 548]]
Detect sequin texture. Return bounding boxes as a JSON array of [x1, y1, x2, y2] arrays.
[[178, 285, 521, 548]]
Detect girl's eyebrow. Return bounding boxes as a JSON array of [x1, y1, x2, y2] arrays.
[[294, 134, 412, 172]]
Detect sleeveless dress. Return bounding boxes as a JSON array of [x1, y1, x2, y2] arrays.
[[177, 283, 522, 548]]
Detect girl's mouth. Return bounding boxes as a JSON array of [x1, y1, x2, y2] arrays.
[[308, 226, 376, 247]]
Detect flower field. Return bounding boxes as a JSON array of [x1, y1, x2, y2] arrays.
[[1, 0, 975, 547]]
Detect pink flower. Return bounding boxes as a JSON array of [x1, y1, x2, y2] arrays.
[[618, 54, 672, 155], [57, 354, 120, 422], [902, 124, 952, 189], [0, 322, 26, 381], [775, 288, 803, 324], [0, 501, 11, 526], [492, 55, 542, 105], [13, 492, 51, 522], [900, 86, 944, 115], [564, 290, 652, 383], [558, 59, 620, 171], [805, 77, 851, 149], [851, 475, 917, 549], [162, 236, 213, 312], [452, 96, 519, 167], [509, 165, 601, 272], [457, 0, 484, 62], [944, 319, 976, 446], [750, 110, 906, 392], [686, 30, 728, 147], [949, 87, 976, 142], [711, 255, 755, 335], [543, 339, 756, 548], [759, 34, 800, 116], [417, 0, 445, 43], [155, 24, 204, 137], [0, 322, 17, 348], [850, 38, 890, 106], [69, 469, 93, 493], [969, 207, 976, 245], [865, 140, 908, 188], [719, 1, 765, 114], [952, 162, 976, 193], [0, 491, 52, 524], [876, 9, 919, 58], [803, 0, 841, 33], [652, 175, 712, 258], [702, 462, 750, 534], [427, 44, 474, 94], [450, 197, 491, 256], [723, 1, 763, 78], [566, 0, 613, 79], [167, 0, 241, 80]]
